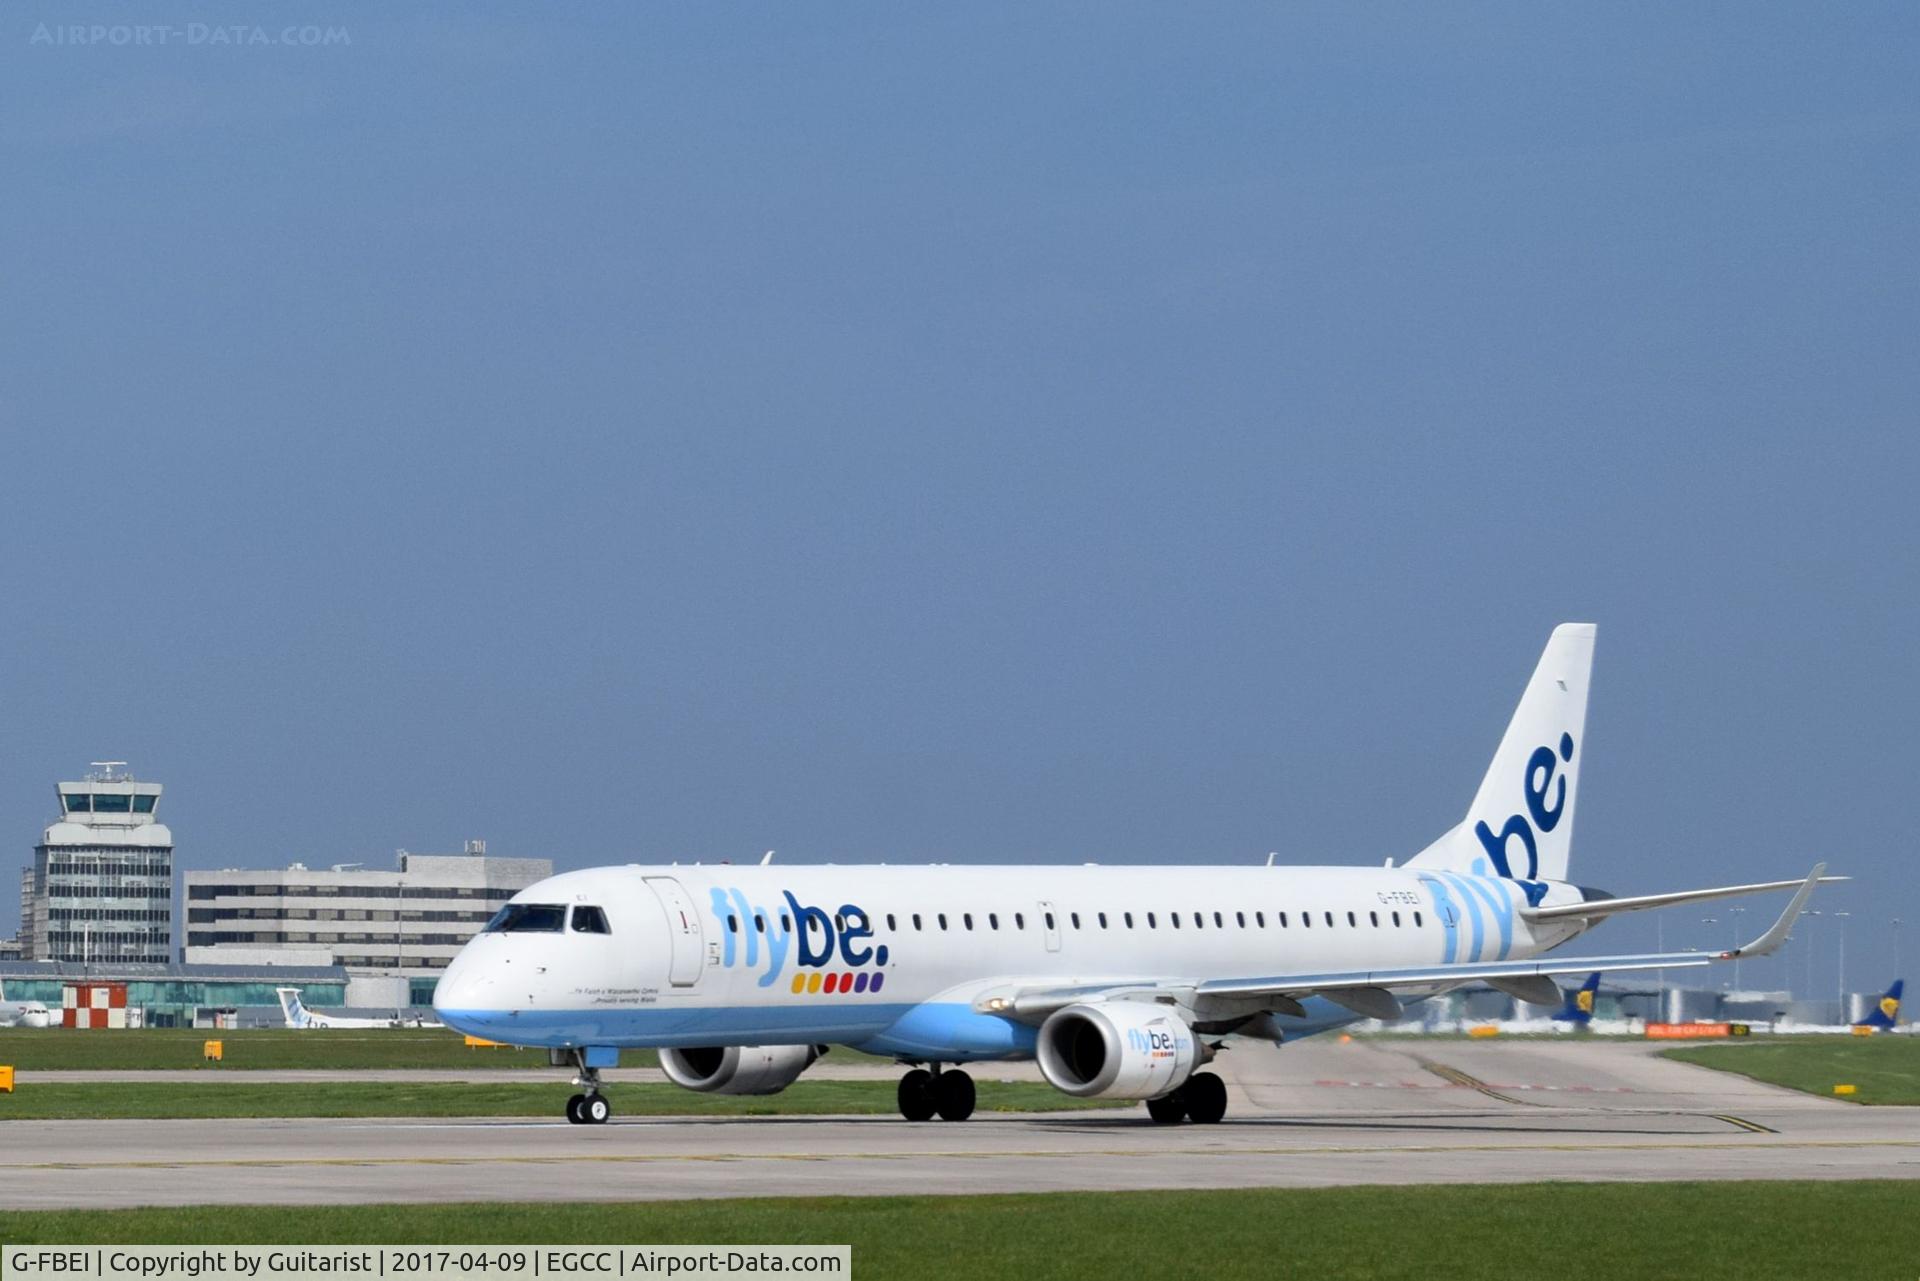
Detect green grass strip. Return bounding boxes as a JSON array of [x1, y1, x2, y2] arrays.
[[1, 1183, 1915, 1280], [1662, 1035, 1920, 1105]]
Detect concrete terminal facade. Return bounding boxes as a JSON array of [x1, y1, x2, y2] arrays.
[[184, 843, 551, 1004]]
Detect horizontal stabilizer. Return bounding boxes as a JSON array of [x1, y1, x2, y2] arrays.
[[1525, 871, 1847, 922]]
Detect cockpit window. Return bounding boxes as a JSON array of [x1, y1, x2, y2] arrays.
[[485, 903, 566, 933], [571, 905, 611, 934]]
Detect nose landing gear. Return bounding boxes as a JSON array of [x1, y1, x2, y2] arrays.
[[561, 1051, 612, 1125]]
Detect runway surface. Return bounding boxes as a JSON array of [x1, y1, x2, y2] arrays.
[[3, 1039, 1915, 1208]]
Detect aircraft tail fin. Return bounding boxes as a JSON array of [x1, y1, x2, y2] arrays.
[[1408, 624, 1595, 899], [1551, 972, 1601, 1025], [1855, 979, 1903, 1030], [277, 987, 312, 1029]]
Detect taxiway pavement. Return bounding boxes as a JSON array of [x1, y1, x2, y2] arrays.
[[3, 1039, 1914, 1208]]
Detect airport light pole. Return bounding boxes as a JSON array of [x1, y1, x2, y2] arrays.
[[1655, 914, 1665, 1008], [1834, 910, 1851, 1013], [1894, 918, 1902, 981], [1701, 918, 1720, 990], [1800, 910, 1820, 1001], [1727, 906, 1746, 991]]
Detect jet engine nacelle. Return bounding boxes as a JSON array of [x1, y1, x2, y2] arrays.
[[658, 1044, 826, 1095], [1035, 1001, 1201, 1099]]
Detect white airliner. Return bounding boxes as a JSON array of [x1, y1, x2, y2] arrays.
[[0, 980, 53, 1029], [276, 987, 437, 1030], [434, 624, 1838, 1126]]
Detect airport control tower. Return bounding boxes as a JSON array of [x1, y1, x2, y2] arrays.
[[18, 763, 174, 963]]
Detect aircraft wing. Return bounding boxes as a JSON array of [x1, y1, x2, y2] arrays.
[[977, 863, 1825, 1025]]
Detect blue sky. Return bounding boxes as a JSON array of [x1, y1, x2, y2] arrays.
[[3, 5, 1915, 998]]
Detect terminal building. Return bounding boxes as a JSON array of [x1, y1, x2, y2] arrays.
[[183, 842, 551, 1005], [17, 764, 174, 965], [0, 959, 352, 1028]]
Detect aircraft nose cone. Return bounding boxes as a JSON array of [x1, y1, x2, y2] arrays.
[[431, 952, 493, 1032]]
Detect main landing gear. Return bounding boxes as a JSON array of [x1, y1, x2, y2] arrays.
[[1145, 1071, 1227, 1125], [897, 1064, 976, 1121], [564, 1055, 612, 1125]]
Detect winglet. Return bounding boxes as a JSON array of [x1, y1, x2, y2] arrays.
[[1720, 862, 1824, 960]]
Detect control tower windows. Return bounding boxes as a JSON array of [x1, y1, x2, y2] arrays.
[[92, 794, 133, 813], [63, 794, 91, 812]]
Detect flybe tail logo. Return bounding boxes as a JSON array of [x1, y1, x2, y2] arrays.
[[709, 887, 891, 990], [1475, 731, 1574, 891]]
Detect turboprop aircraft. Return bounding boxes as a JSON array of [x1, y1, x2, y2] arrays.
[[276, 987, 437, 1029], [434, 624, 1840, 1126]]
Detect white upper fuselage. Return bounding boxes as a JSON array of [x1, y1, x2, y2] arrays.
[[432, 862, 1590, 1059]]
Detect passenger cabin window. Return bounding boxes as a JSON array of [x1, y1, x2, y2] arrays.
[[938, 913, 949, 930], [1124, 912, 1134, 928], [1369, 911, 1379, 927], [1044, 912, 1056, 930], [1235, 912, 1245, 928], [1070, 912, 1081, 929], [913, 914, 923, 931], [886, 913, 896, 930], [1325, 911, 1335, 927], [1414, 911, 1424, 927], [1255, 911, 1266, 927], [1015, 912, 1026, 929], [485, 903, 566, 933], [1147, 912, 1157, 928], [1098, 912, 1109, 929], [572, 905, 611, 934], [1392, 911, 1401, 927], [963, 913, 974, 930], [726, 915, 739, 933], [1347, 911, 1357, 927], [989, 912, 999, 930]]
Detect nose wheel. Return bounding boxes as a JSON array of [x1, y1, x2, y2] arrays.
[[563, 1055, 612, 1124], [566, 1093, 611, 1124]]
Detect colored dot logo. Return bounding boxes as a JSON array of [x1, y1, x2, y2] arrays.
[[787, 971, 886, 995]]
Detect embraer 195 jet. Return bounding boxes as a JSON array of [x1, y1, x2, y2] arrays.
[[435, 625, 1838, 1125]]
